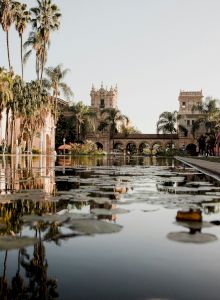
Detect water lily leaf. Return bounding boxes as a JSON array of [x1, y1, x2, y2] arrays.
[[64, 212, 95, 220], [68, 219, 122, 235], [0, 236, 38, 250], [91, 208, 129, 216], [89, 191, 121, 199], [22, 214, 69, 224], [186, 181, 214, 187], [157, 176, 186, 183], [167, 231, 217, 243], [90, 198, 112, 205]]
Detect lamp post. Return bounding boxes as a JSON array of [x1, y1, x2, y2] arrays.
[[63, 137, 66, 155]]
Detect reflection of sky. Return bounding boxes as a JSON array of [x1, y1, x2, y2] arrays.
[[46, 205, 220, 300]]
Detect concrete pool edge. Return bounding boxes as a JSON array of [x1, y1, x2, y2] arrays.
[[175, 156, 220, 181]]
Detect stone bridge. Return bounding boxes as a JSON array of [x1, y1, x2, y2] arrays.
[[87, 133, 181, 153]]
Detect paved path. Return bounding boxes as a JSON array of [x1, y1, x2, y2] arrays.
[[175, 156, 220, 181]]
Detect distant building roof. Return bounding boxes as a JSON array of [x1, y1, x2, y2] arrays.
[[179, 90, 203, 97]]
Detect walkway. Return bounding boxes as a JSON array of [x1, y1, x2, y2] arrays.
[[175, 156, 220, 181]]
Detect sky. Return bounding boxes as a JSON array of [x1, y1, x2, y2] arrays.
[[1, 0, 220, 133]]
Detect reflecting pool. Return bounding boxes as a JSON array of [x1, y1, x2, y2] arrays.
[[0, 155, 220, 300]]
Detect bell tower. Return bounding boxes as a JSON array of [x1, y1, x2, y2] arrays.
[[178, 90, 204, 143], [90, 83, 118, 110]]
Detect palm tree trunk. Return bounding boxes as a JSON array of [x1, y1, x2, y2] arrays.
[[54, 92, 58, 125], [36, 56, 40, 80], [20, 34, 23, 80], [77, 121, 80, 142], [10, 115, 15, 154], [6, 31, 11, 70], [40, 41, 46, 83], [5, 107, 9, 147], [3, 250, 8, 279]]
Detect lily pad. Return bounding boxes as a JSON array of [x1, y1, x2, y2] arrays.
[[167, 231, 217, 243], [0, 236, 38, 250], [68, 219, 122, 235], [22, 214, 69, 224], [91, 208, 129, 216], [90, 198, 112, 205]]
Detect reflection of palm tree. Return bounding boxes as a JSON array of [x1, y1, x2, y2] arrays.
[[0, 251, 8, 296], [11, 245, 27, 299], [21, 228, 59, 299]]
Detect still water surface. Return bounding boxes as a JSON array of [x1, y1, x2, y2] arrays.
[[0, 155, 220, 300]]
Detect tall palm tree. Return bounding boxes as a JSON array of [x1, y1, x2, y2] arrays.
[[10, 74, 24, 153], [44, 64, 73, 124], [192, 98, 220, 136], [31, 0, 61, 81], [99, 108, 129, 149], [70, 102, 96, 142], [157, 111, 178, 147], [0, 0, 15, 70], [13, 2, 31, 79], [17, 80, 49, 152], [23, 31, 45, 80]]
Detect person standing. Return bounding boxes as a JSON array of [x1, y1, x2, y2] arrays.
[[205, 133, 210, 156], [216, 131, 220, 156], [198, 134, 206, 156], [209, 133, 216, 156]]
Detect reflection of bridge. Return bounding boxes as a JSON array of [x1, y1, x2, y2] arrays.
[[88, 133, 179, 153]]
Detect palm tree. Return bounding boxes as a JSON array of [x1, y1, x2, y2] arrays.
[[17, 80, 49, 153], [14, 2, 31, 79], [120, 123, 141, 137], [157, 111, 178, 147], [0, 69, 13, 149], [23, 31, 45, 80], [0, 68, 13, 119], [31, 0, 61, 81], [70, 102, 96, 142], [44, 64, 73, 125], [192, 98, 220, 136], [0, 0, 15, 70], [10, 74, 24, 153], [99, 108, 129, 149]]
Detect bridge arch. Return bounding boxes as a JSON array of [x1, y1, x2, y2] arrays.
[[114, 142, 124, 150], [152, 141, 163, 150], [96, 142, 103, 150], [126, 141, 138, 155], [138, 142, 151, 154]]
